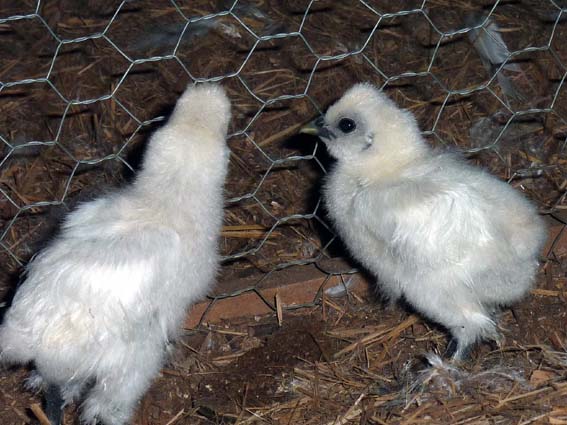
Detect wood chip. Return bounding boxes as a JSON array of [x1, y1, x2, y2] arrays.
[[30, 404, 51, 425]]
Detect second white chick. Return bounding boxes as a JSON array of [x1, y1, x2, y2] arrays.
[[0, 84, 231, 424], [310, 83, 547, 360]]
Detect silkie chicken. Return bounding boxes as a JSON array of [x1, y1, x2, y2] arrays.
[[0, 83, 231, 424], [302, 83, 547, 361]]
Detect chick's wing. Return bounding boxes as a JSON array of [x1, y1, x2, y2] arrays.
[[354, 178, 499, 267]]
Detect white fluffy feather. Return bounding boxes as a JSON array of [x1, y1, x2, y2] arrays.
[[0, 83, 231, 424], [317, 83, 547, 360]]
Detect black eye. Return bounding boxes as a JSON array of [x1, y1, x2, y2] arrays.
[[338, 118, 356, 133]]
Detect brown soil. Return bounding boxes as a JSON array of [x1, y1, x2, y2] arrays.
[[2, 265, 566, 424]]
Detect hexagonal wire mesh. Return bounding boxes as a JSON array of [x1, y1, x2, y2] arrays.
[[1, 0, 566, 322]]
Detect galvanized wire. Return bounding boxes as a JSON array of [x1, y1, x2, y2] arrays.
[[1, 0, 566, 319]]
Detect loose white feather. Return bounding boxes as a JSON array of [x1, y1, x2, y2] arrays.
[[466, 14, 522, 100], [467, 14, 520, 72]]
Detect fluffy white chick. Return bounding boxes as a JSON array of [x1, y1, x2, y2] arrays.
[[308, 83, 547, 360], [0, 83, 231, 424]]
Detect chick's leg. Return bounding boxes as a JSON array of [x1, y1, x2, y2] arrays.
[[404, 284, 496, 362], [80, 344, 164, 425], [377, 280, 403, 308], [446, 307, 496, 361], [44, 383, 64, 425], [444, 337, 472, 361], [81, 369, 154, 425]]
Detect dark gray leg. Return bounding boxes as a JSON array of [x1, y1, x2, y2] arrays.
[[44, 383, 64, 425], [444, 337, 472, 362]]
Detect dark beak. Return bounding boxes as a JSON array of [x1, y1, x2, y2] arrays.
[[299, 117, 336, 140]]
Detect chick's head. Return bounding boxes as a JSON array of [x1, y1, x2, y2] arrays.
[[142, 83, 231, 178], [170, 83, 232, 139], [316, 83, 425, 164]]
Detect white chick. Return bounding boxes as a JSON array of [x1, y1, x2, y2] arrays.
[[0, 84, 231, 424], [306, 83, 547, 360]]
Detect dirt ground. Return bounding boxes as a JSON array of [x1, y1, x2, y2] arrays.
[[1, 256, 566, 424], [1, 0, 566, 424]]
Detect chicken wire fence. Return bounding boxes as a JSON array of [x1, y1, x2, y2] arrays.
[[1, 0, 566, 323]]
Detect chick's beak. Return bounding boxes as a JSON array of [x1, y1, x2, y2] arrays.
[[300, 117, 336, 140]]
